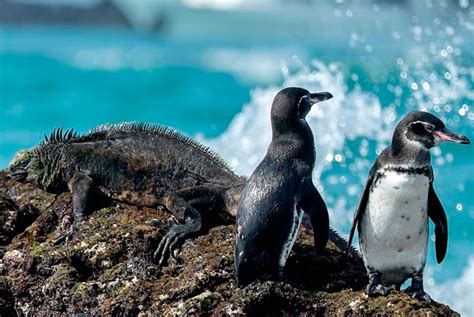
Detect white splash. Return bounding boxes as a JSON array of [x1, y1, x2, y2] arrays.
[[426, 256, 474, 316], [205, 60, 395, 177], [203, 60, 397, 229]]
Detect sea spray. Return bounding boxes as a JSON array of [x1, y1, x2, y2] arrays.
[[203, 59, 397, 230]]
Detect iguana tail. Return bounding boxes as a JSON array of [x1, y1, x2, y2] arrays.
[[328, 227, 362, 262]]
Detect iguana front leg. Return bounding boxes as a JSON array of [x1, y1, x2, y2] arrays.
[[52, 171, 97, 244], [153, 186, 221, 267]]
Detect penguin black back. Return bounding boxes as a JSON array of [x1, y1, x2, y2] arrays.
[[235, 87, 333, 286]]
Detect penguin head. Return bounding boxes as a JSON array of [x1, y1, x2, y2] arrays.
[[394, 111, 470, 150], [270, 87, 333, 136]]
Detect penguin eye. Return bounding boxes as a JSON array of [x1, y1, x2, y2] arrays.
[[298, 95, 312, 116], [423, 123, 435, 133], [411, 123, 426, 135]]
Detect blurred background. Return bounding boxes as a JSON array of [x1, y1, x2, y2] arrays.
[[0, 0, 472, 314]]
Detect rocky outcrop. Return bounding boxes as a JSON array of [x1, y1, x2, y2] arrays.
[[0, 171, 458, 316]]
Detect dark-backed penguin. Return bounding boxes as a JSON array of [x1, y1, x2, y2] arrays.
[[234, 87, 333, 287], [346, 111, 470, 301]]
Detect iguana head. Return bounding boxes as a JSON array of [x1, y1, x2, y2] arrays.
[[9, 150, 41, 183], [10, 146, 66, 193], [9, 128, 76, 192]]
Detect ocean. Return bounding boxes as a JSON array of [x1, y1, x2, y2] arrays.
[[0, 2, 473, 315]]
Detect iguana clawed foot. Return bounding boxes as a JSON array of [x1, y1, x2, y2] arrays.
[[52, 227, 75, 245], [52, 219, 83, 245], [153, 220, 201, 267]]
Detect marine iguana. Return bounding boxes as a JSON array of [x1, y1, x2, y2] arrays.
[[9, 123, 360, 266]]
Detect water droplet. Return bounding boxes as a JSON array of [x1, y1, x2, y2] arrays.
[[335, 154, 343, 162], [446, 153, 453, 162], [346, 10, 353, 17], [459, 104, 468, 116], [459, 0, 469, 9], [456, 203, 463, 212], [348, 185, 358, 196], [411, 83, 418, 90], [444, 72, 452, 80], [432, 147, 442, 156]]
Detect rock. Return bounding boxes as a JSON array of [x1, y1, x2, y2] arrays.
[[0, 171, 459, 316]]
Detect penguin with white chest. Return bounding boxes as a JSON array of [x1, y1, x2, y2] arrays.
[[235, 87, 333, 287], [347, 111, 470, 301]]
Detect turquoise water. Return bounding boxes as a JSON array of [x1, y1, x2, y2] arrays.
[[0, 3, 473, 314]]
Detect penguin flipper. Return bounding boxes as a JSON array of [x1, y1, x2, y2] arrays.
[[428, 184, 448, 263], [299, 184, 329, 252], [346, 164, 378, 257]]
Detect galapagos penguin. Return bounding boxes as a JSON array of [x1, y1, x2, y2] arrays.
[[234, 87, 333, 287], [346, 111, 470, 301]]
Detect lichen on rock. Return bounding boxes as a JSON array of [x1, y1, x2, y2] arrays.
[[0, 171, 459, 316]]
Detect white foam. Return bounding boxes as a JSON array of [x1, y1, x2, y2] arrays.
[[203, 59, 396, 229], [426, 256, 474, 316], [205, 60, 394, 175]]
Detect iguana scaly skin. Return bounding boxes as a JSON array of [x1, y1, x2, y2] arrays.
[[9, 123, 360, 266]]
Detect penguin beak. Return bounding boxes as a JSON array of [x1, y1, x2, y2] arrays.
[[309, 92, 333, 105], [433, 128, 470, 145]]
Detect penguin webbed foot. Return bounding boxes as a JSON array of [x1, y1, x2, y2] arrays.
[[404, 286, 432, 303], [366, 272, 395, 297], [366, 282, 395, 297], [404, 273, 431, 302]]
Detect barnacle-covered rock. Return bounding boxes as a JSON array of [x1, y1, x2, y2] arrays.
[[0, 171, 458, 316]]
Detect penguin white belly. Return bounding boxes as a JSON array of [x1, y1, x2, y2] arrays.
[[360, 171, 429, 284], [279, 206, 304, 268]]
